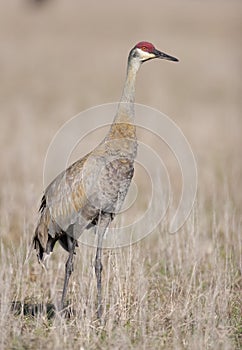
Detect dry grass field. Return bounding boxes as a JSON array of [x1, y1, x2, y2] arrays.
[[0, 1, 241, 349]]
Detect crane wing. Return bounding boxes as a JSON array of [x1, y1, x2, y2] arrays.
[[44, 155, 92, 236]]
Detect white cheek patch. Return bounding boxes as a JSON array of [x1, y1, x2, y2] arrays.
[[136, 48, 155, 60]]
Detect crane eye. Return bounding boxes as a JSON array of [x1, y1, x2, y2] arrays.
[[142, 46, 148, 51]]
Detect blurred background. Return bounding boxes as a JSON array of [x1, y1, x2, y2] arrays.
[[0, 0, 241, 245]]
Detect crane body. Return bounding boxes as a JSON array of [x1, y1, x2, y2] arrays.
[[33, 41, 178, 319]]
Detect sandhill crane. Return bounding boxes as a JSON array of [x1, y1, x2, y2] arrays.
[[33, 41, 178, 319]]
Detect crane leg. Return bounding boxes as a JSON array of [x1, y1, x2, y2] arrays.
[[95, 214, 111, 321], [60, 236, 77, 311]]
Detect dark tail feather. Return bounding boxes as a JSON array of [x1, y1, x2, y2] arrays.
[[33, 235, 45, 262], [58, 233, 78, 253]]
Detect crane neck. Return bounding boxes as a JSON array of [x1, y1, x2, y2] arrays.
[[113, 58, 141, 124], [121, 58, 140, 104], [104, 57, 140, 147]]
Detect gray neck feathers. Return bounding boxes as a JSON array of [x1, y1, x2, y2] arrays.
[[114, 57, 141, 124]]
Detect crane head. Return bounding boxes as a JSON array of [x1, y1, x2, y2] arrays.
[[131, 41, 179, 63]]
